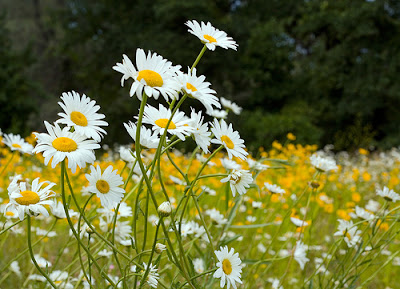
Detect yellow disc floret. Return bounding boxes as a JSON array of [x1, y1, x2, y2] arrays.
[[52, 137, 78, 152], [16, 190, 40, 205], [204, 34, 217, 43], [70, 111, 88, 126], [96, 180, 110, 194], [155, 118, 177, 129], [222, 259, 232, 275], [12, 143, 22, 149], [186, 82, 197, 92], [137, 70, 163, 87], [221, 135, 234, 149]]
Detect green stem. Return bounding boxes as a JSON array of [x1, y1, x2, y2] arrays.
[[0, 152, 15, 176], [27, 215, 58, 288], [0, 217, 25, 235], [191, 45, 207, 71]]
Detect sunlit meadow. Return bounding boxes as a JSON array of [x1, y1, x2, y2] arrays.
[[1, 20, 400, 289]]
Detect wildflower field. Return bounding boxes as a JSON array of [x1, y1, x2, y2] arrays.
[[1, 20, 400, 289]]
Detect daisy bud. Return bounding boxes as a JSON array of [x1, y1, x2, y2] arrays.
[[158, 201, 172, 217], [155, 243, 167, 254]]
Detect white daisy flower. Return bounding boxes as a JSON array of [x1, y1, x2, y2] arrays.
[[294, 241, 310, 270], [201, 185, 216, 196], [4, 177, 56, 220], [85, 165, 125, 209], [193, 258, 205, 274], [221, 158, 241, 171], [10, 261, 21, 277], [119, 146, 135, 163], [247, 158, 269, 171], [2, 133, 33, 154], [187, 109, 211, 153], [264, 182, 285, 195], [220, 97, 242, 115], [208, 109, 228, 119], [176, 67, 220, 112], [142, 104, 191, 141], [376, 186, 400, 202], [221, 169, 252, 197], [51, 201, 79, 219], [33, 122, 100, 173], [49, 270, 73, 288], [112, 49, 181, 102], [124, 121, 160, 149], [365, 199, 380, 213], [56, 91, 108, 142], [290, 217, 309, 228], [185, 20, 238, 51], [98, 249, 113, 258], [99, 218, 133, 245], [310, 154, 338, 172], [334, 219, 362, 248], [142, 263, 160, 288], [33, 255, 52, 268], [213, 246, 242, 289], [354, 206, 375, 222], [205, 208, 227, 225], [211, 119, 248, 160], [97, 201, 133, 223]]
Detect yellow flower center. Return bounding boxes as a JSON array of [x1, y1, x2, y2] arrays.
[[155, 118, 177, 129], [221, 135, 234, 149], [15, 190, 40, 205], [6, 211, 14, 216], [186, 82, 197, 92], [70, 111, 88, 126], [137, 70, 163, 87], [343, 230, 351, 240], [96, 180, 110, 194], [222, 259, 232, 275], [52, 137, 78, 152], [204, 34, 217, 43], [12, 143, 22, 149]]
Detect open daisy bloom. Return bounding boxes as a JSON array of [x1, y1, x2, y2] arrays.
[[113, 49, 181, 102], [176, 67, 220, 112], [85, 165, 125, 209], [221, 169, 252, 197], [124, 121, 160, 149], [188, 109, 211, 153], [213, 246, 243, 289], [211, 119, 248, 160], [57, 91, 108, 142], [33, 122, 100, 173], [2, 133, 33, 154], [141, 104, 191, 141], [186, 20, 238, 51], [4, 177, 56, 220]]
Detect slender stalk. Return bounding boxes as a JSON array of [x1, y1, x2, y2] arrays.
[[0, 217, 26, 235], [139, 218, 162, 288], [191, 45, 207, 71], [60, 161, 117, 287], [0, 151, 15, 176], [27, 215, 58, 288]]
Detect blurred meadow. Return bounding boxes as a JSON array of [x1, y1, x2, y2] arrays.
[[1, 1, 400, 289]]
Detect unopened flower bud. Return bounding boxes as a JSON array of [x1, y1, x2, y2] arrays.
[[155, 243, 167, 254], [158, 201, 172, 217]]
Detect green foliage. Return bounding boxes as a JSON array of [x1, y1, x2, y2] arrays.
[[3, 0, 400, 150]]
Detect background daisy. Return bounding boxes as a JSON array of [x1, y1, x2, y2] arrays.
[[113, 49, 181, 101], [33, 122, 100, 173], [85, 165, 125, 209], [211, 119, 248, 160], [57, 90, 108, 142], [186, 20, 238, 51]]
